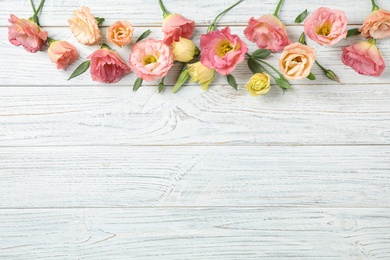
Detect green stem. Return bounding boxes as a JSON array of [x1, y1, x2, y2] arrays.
[[273, 0, 285, 17], [368, 37, 376, 44], [30, 0, 37, 14], [47, 37, 56, 45], [315, 60, 326, 72], [207, 0, 243, 32], [258, 59, 283, 78], [259, 64, 278, 80], [32, 0, 45, 25], [158, 0, 171, 18], [371, 0, 379, 11]]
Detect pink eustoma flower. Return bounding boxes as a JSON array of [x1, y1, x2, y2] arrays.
[[88, 48, 131, 83], [8, 14, 48, 53], [129, 38, 174, 82], [162, 14, 195, 45], [304, 7, 348, 46], [244, 15, 290, 52], [48, 41, 79, 70], [200, 27, 248, 76], [341, 41, 385, 76]]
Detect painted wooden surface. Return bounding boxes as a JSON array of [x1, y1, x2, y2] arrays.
[[1, 0, 390, 259]]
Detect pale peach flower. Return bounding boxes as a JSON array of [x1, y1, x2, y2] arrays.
[[68, 6, 102, 45], [279, 42, 316, 80], [360, 9, 390, 39], [107, 20, 134, 47], [48, 40, 79, 70], [304, 7, 348, 46]]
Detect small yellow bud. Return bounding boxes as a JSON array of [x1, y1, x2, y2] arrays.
[[171, 37, 197, 62], [187, 61, 215, 90], [245, 73, 271, 96]]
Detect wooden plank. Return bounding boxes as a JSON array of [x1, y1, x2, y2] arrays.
[[1, 0, 386, 26], [0, 208, 389, 259], [1, 26, 390, 86], [0, 86, 389, 146], [0, 146, 389, 208]]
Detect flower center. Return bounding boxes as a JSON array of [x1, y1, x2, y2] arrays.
[[292, 57, 302, 63], [318, 24, 332, 36], [217, 40, 234, 57], [143, 55, 157, 65]]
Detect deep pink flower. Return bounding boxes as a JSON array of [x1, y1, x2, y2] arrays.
[[341, 41, 385, 76], [244, 15, 290, 52], [129, 39, 174, 81], [88, 48, 131, 83], [8, 14, 48, 53], [162, 14, 195, 45], [304, 7, 348, 46], [200, 27, 248, 76]]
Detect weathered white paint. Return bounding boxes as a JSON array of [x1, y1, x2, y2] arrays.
[[1, 0, 390, 258]]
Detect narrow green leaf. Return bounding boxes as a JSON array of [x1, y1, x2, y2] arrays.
[[172, 69, 189, 93], [294, 9, 308, 23], [136, 29, 152, 43], [307, 72, 316, 80], [298, 32, 307, 45], [133, 77, 143, 92], [227, 74, 237, 90], [346, 28, 361, 38], [68, 60, 90, 81], [252, 49, 272, 60], [248, 58, 262, 74], [275, 78, 292, 90], [158, 80, 165, 93]]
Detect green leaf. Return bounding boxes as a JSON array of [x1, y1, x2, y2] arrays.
[[172, 69, 189, 93], [227, 74, 237, 90], [133, 77, 143, 92], [346, 28, 361, 38], [294, 9, 308, 23], [158, 80, 165, 93], [68, 60, 90, 81], [251, 49, 272, 60], [298, 32, 307, 45], [275, 78, 292, 90], [136, 29, 152, 43], [95, 17, 105, 26], [307, 72, 316, 80], [247, 58, 262, 74]]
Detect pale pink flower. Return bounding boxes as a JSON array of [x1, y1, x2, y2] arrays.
[[88, 48, 131, 83], [360, 9, 390, 39], [341, 41, 385, 76], [200, 27, 248, 76], [304, 7, 348, 46], [244, 15, 290, 52], [279, 42, 316, 80], [48, 40, 79, 70], [68, 6, 102, 45], [107, 20, 134, 47], [129, 39, 174, 81], [162, 14, 195, 45], [7, 14, 48, 53]]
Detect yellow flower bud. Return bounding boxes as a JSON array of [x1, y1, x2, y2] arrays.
[[245, 73, 271, 96], [187, 61, 215, 90], [172, 37, 197, 62]]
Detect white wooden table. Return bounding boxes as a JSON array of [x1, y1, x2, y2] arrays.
[[1, 0, 390, 259]]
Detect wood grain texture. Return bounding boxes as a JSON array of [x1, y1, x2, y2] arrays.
[[1, 86, 389, 146], [2, 0, 389, 26], [0, 208, 389, 259], [0, 146, 389, 208], [1, 26, 390, 86]]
